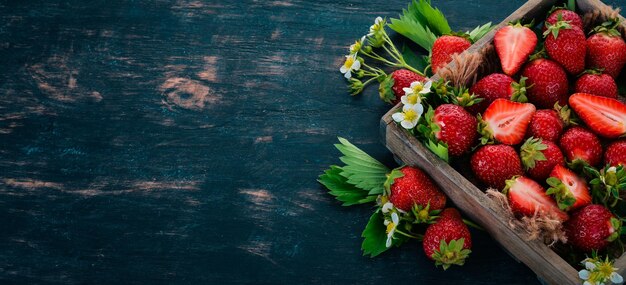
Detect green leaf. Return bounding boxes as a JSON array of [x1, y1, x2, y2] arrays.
[[361, 210, 390, 257], [383, 168, 405, 196], [467, 22, 494, 43], [401, 44, 429, 73], [388, 17, 437, 52], [335, 137, 390, 195], [318, 166, 377, 206], [411, 0, 451, 36], [567, 0, 575, 11], [426, 140, 449, 163]]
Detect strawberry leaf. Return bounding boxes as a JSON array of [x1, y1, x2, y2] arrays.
[[401, 44, 429, 74], [389, 0, 452, 52], [318, 166, 377, 206], [335, 137, 390, 195], [361, 210, 390, 257], [467, 22, 494, 43]]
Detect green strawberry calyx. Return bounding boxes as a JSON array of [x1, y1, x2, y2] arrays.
[[520, 137, 548, 170], [431, 238, 471, 270], [607, 217, 622, 242], [476, 114, 495, 145], [546, 177, 576, 211], [383, 167, 405, 196], [511, 77, 532, 103], [591, 19, 622, 37], [544, 15, 573, 39], [411, 203, 442, 224]]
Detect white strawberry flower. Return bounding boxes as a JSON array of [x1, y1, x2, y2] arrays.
[[340, 54, 361, 79], [384, 212, 399, 248], [368, 17, 384, 36], [392, 103, 424, 129], [349, 36, 367, 55], [402, 80, 432, 96], [578, 257, 623, 285], [381, 201, 394, 214]]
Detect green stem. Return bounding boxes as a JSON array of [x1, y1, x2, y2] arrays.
[[462, 219, 484, 231], [395, 229, 424, 241]]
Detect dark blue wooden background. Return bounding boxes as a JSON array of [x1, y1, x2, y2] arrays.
[[0, 0, 621, 284]]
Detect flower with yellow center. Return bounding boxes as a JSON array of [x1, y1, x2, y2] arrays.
[[368, 17, 384, 37], [349, 36, 366, 55], [392, 103, 424, 129], [402, 80, 433, 97], [579, 257, 623, 285], [339, 54, 361, 79], [383, 212, 399, 248]]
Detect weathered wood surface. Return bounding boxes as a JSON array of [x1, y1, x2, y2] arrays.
[[0, 0, 620, 284], [382, 0, 625, 284]]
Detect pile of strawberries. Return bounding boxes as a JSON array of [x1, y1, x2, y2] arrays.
[[393, 6, 626, 254]]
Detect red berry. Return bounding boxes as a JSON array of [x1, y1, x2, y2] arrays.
[[565, 204, 620, 251], [431, 35, 471, 74], [587, 28, 626, 78], [520, 138, 565, 182], [471, 145, 523, 189], [494, 24, 538, 76], [547, 165, 591, 211], [433, 104, 478, 156], [569, 93, 626, 139], [544, 22, 587, 75], [468, 73, 515, 114], [526, 110, 564, 142], [605, 140, 626, 167], [559, 126, 603, 166], [422, 208, 472, 269], [504, 176, 568, 221], [574, 72, 618, 99], [521, 59, 569, 109], [480, 99, 536, 145], [544, 9, 583, 32], [389, 166, 446, 212], [388, 69, 426, 104]]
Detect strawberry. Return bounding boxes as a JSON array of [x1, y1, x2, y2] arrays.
[[380, 69, 426, 104], [520, 138, 565, 182], [389, 166, 446, 212], [468, 73, 528, 114], [544, 20, 587, 75], [494, 23, 538, 76], [526, 109, 564, 142], [559, 126, 603, 167], [521, 58, 569, 109], [605, 140, 626, 167], [471, 144, 523, 189], [586, 20, 626, 78], [544, 8, 583, 32], [546, 165, 591, 211], [431, 104, 478, 156], [564, 204, 621, 251], [569, 93, 626, 138], [503, 176, 568, 221], [431, 35, 471, 74], [422, 208, 472, 270], [574, 71, 618, 99], [478, 99, 536, 145]]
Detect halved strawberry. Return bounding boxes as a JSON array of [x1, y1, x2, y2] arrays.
[[569, 93, 626, 138], [494, 23, 538, 76], [504, 176, 568, 221], [546, 165, 591, 211], [479, 99, 536, 145]]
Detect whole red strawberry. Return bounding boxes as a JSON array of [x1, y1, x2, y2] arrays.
[[431, 35, 471, 74], [389, 166, 446, 212], [504, 176, 568, 221], [471, 144, 523, 189], [586, 21, 626, 78], [431, 104, 478, 156], [526, 109, 564, 142], [574, 71, 618, 99], [565, 204, 621, 252], [546, 165, 591, 211], [521, 58, 569, 109], [520, 138, 565, 181], [544, 21, 587, 75], [468, 73, 527, 114], [381, 69, 426, 104], [605, 140, 626, 167], [544, 8, 583, 32], [422, 208, 472, 270], [569, 93, 626, 139], [559, 126, 603, 166]]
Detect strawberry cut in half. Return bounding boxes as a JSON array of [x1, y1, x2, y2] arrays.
[[546, 165, 591, 211], [504, 176, 568, 221], [569, 93, 626, 139], [479, 99, 536, 145], [494, 23, 538, 76]]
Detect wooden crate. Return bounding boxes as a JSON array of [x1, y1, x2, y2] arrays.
[[380, 0, 626, 284]]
